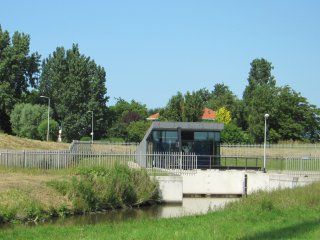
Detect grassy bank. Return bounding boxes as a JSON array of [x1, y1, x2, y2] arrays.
[[0, 133, 69, 150], [1, 182, 320, 239], [0, 165, 159, 223]]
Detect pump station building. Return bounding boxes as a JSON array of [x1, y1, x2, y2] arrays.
[[137, 122, 224, 169]]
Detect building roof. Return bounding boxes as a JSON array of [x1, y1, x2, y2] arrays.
[[146, 107, 216, 121], [146, 112, 160, 120], [202, 107, 216, 120]]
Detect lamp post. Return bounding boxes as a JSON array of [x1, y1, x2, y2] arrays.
[[263, 113, 269, 173], [40, 96, 50, 141], [88, 111, 93, 142]]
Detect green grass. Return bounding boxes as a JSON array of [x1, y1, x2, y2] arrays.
[[219, 157, 287, 170], [1, 182, 320, 239], [0, 165, 78, 175]]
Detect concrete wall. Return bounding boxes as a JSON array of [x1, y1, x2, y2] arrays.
[[155, 176, 183, 203], [154, 170, 320, 203], [183, 170, 245, 195]]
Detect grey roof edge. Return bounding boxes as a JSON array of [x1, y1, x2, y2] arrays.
[[150, 121, 224, 131]]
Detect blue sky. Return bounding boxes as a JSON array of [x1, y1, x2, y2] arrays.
[[1, 1, 319, 109]]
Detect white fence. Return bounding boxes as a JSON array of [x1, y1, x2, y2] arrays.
[[1, 142, 320, 176], [0, 150, 197, 176], [286, 156, 320, 177], [144, 152, 197, 175]]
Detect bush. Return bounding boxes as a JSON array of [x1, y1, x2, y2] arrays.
[[10, 103, 47, 139], [80, 136, 92, 141], [68, 165, 159, 212], [221, 123, 251, 144], [38, 119, 59, 141]]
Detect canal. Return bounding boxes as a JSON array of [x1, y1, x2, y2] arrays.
[[30, 197, 236, 227]]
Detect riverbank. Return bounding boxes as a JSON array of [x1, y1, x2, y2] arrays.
[[1, 181, 320, 239], [0, 165, 159, 223]]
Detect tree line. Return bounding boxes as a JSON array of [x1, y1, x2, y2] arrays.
[[0, 25, 319, 143]]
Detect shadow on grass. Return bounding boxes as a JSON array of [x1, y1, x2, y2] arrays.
[[240, 219, 320, 239]]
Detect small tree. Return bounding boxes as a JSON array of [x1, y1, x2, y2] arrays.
[[38, 119, 59, 141], [10, 103, 47, 139], [215, 107, 231, 124], [127, 121, 151, 142], [221, 123, 251, 144]]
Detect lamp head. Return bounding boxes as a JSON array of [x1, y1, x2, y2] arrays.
[[264, 113, 270, 118]]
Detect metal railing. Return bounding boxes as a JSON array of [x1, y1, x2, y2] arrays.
[[0, 150, 198, 176], [285, 156, 320, 176], [0, 150, 135, 170], [144, 152, 197, 175], [220, 143, 320, 158], [1, 147, 319, 176]]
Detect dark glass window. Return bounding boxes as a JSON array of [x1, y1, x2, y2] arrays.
[[150, 130, 178, 152], [194, 132, 207, 140]]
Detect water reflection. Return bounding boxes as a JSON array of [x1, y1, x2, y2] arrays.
[[158, 197, 236, 218], [2, 197, 237, 229], [48, 197, 236, 226]]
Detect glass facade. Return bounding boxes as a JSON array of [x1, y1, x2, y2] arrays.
[[150, 130, 179, 152], [147, 130, 221, 169]]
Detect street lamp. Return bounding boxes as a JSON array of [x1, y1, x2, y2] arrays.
[[87, 111, 94, 142], [40, 95, 50, 141], [263, 113, 270, 173]]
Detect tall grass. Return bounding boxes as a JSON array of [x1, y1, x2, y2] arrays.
[[68, 164, 159, 212]]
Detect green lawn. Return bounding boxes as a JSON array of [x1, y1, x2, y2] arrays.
[[1, 182, 320, 239]]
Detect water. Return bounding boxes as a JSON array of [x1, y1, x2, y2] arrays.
[[2, 197, 237, 229], [46, 197, 236, 226]]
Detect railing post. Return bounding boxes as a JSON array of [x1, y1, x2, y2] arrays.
[[243, 174, 248, 197], [180, 152, 182, 173], [24, 150, 26, 168], [6, 149, 8, 167]]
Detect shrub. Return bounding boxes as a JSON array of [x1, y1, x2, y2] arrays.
[[10, 103, 47, 139], [80, 136, 92, 141], [68, 165, 159, 212], [38, 119, 59, 141], [221, 123, 252, 144]]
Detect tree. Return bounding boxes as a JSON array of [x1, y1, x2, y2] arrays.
[[161, 92, 185, 121], [207, 83, 238, 114], [10, 103, 47, 139], [242, 58, 277, 143], [0, 25, 40, 132], [127, 120, 151, 142], [194, 88, 211, 105], [183, 91, 204, 122], [39, 44, 108, 141], [162, 91, 204, 122], [38, 119, 59, 141], [107, 98, 148, 141], [221, 123, 251, 144], [215, 107, 231, 124], [273, 86, 320, 142], [243, 58, 276, 100]]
